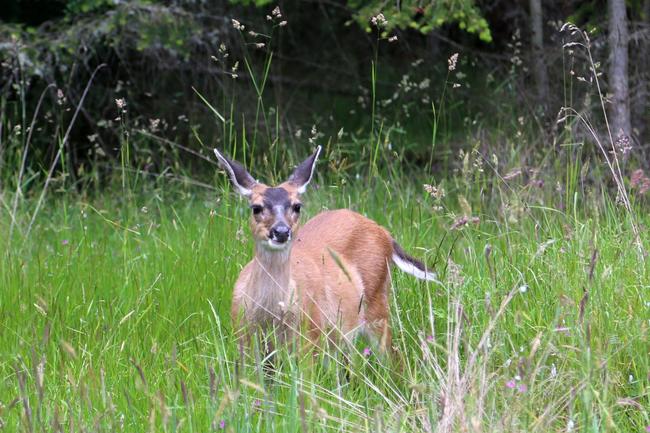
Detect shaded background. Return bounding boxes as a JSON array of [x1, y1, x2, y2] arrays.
[[0, 0, 648, 186]]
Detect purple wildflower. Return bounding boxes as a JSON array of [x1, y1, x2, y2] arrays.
[[62, 239, 69, 246], [505, 380, 516, 389], [517, 383, 528, 393], [219, 419, 225, 429], [363, 347, 372, 357]]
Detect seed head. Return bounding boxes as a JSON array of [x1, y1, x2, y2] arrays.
[[232, 19, 244, 31], [56, 89, 65, 105], [448, 53, 459, 71], [614, 130, 632, 156], [371, 13, 387, 27]]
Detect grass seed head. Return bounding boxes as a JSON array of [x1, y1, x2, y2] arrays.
[[448, 53, 459, 71]]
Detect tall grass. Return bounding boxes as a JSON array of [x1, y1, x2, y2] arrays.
[[1, 14, 649, 433]]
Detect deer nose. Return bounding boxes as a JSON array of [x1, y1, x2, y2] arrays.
[[270, 225, 291, 243]]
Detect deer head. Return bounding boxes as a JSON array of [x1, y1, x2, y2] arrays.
[[213, 146, 321, 251]]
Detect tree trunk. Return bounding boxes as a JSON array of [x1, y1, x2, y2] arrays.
[[529, 0, 549, 112], [608, 0, 631, 141], [631, 0, 650, 142]]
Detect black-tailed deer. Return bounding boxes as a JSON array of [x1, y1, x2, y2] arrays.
[[214, 146, 436, 353]]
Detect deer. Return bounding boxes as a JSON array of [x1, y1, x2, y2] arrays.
[[213, 145, 437, 355]]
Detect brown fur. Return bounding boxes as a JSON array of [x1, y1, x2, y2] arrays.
[[214, 146, 415, 354], [232, 198, 396, 352]]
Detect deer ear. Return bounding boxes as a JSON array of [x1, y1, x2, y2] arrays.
[[289, 146, 321, 194], [288, 146, 321, 194], [213, 148, 257, 196]]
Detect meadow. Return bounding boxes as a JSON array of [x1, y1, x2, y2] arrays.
[[1, 146, 649, 431], [1, 9, 649, 430]]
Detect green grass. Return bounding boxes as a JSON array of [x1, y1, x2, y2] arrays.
[[1, 170, 649, 432], [1, 18, 648, 431]]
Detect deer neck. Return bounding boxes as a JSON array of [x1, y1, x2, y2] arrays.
[[248, 243, 294, 319]]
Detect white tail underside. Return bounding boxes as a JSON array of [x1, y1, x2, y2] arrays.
[[392, 253, 439, 282]]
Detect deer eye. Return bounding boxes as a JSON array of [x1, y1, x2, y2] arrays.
[[292, 203, 302, 213], [251, 205, 263, 215]]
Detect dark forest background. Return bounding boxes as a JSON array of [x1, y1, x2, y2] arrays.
[[0, 0, 648, 187]]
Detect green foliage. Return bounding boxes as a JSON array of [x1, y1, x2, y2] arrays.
[[228, 0, 492, 42], [352, 0, 492, 42], [229, 0, 274, 6], [65, 0, 120, 16]]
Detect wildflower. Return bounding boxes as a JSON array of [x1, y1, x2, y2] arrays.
[[448, 53, 459, 71], [272, 6, 281, 17], [232, 19, 244, 31], [452, 83, 461, 88], [149, 118, 160, 132], [388, 35, 398, 42], [279, 20, 288, 27], [517, 383, 527, 393], [645, 425, 650, 433], [363, 347, 372, 357], [115, 98, 126, 110], [631, 169, 650, 195], [371, 13, 387, 27], [423, 184, 445, 200], [450, 215, 479, 230], [56, 89, 65, 105], [426, 335, 434, 343], [505, 380, 516, 389], [519, 285, 528, 293], [631, 169, 645, 187], [266, 15, 272, 21], [614, 130, 632, 156], [219, 419, 225, 429], [255, 43, 265, 49], [62, 239, 69, 246]]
